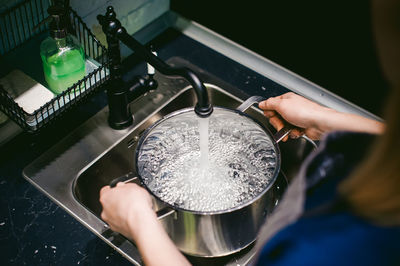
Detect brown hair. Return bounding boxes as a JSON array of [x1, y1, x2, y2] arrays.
[[338, 87, 400, 226]]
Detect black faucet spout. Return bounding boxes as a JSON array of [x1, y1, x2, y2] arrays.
[[98, 6, 213, 118]]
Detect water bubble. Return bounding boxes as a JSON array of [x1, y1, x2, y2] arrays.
[[220, 128, 230, 139]]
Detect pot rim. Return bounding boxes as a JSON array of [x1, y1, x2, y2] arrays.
[[134, 106, 282, 215]]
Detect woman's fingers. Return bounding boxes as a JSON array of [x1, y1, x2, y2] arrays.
[[100, 185, 110, 197], [269, 115, 284, 131], [116, 182, 125, 187], [263, 110, 276, 118], [289, 128, 304, 139], [269, 116, 289, 141], [260, 96, 289, 142], [259, 97, 283, 113]]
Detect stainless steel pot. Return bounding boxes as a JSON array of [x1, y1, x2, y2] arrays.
[[110, 96, 290, 257]]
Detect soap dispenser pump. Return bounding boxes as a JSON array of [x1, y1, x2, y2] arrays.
[[40, 5, 85, 95]]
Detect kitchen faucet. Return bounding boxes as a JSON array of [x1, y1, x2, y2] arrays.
[[97, 6, 213, 129]]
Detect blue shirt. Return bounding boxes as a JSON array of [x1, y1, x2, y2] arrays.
[[256, 132, 400, 266]]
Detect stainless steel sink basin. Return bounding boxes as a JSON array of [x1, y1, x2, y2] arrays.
[[74, 83, 315, 219], [23, 59, 316, 265]]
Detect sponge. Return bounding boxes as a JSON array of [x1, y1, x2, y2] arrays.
[[0, 70, 54, 114]]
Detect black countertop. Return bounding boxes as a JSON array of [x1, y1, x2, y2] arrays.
[[0, 28, 289, 265]]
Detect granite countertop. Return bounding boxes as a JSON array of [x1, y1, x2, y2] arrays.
[[0, 28, 289, 265]]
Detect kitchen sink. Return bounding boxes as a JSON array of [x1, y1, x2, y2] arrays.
[[23, 58, 316, 265], [74, 82, 315, 219]]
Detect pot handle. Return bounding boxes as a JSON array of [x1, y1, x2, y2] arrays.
[[109, 172, 138, 188], [108, 173, 176, 219], [273, 125, 294, 143], [237, 96, 293, 143], [156, 207, 176, 220], [236, 95, 266, 112]]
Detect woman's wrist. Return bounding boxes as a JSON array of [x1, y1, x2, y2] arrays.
[[313, 107, 385, 135], [128, 205, 158, 241], [311, 106, 338, 134]]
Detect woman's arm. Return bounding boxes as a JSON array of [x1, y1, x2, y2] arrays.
[[259, 92, 385, 140], [100, 183, 191, 266]]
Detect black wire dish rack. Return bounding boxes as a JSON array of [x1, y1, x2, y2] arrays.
[[0, 0, 109, 132]]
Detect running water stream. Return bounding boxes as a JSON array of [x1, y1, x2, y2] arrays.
[[198, 117, 209, 170]]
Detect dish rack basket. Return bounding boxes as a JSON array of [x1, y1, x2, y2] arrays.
[[0, 0, 110, 132]]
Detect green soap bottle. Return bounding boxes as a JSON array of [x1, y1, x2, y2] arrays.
[[40, 5, 85, 95]]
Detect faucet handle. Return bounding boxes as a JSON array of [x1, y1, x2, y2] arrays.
[[106, 6, 116, 19], [97, 6, 121, 36], [147, 46, 157, 76]]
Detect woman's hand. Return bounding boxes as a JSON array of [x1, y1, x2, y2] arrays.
[[259, 92, 384, 140], [100, 182, 154, 240], [259, 92, 330, 140], [99, 183, 191, 266]]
